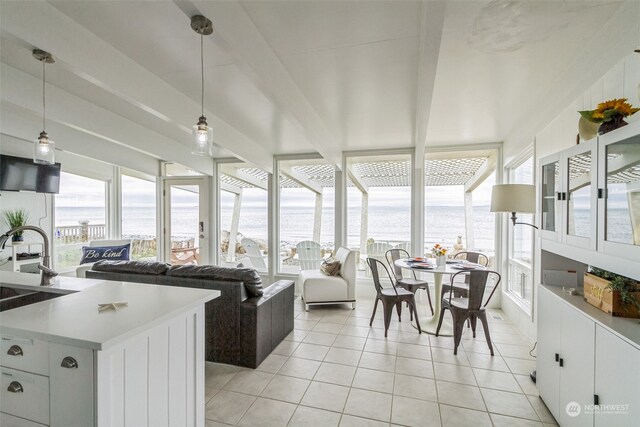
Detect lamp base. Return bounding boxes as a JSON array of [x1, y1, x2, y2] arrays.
[[530, 370, 536, 383]]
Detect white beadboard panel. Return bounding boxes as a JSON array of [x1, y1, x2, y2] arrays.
[[168, 315, 188, 427], [49, 343, 95, 427], [194, 308, 205, 427], [603, 60, 624, 100], [124, 338, 149, 427], [148, 328, 170, 427], [97, 306, 205, 427], [624, 54, 640, 118], [589, 79, 604, 110]]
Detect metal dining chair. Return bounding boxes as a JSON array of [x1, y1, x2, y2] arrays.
[[435, 270, 501, 355], [385, 248, 434, 315], [367, 257, 421, 337], [442, 251, 490, 298]]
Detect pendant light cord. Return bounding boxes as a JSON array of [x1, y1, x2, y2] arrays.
[[42, 59, 46, 131], [200, 33, 204, 117]]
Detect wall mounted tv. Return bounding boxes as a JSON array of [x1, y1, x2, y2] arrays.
[[0, 154, 61, 194]]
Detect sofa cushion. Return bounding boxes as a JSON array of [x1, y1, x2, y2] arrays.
[[300, 270, 348, 302], [167, 265, 263, 297], [92, 260, 170, 275], [80, 244, 130, 265]]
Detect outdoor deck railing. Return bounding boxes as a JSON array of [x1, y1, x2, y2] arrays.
[[55, 222, 106, 244]]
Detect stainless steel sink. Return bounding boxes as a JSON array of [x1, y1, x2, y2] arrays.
[[0, 285, 62, 312]]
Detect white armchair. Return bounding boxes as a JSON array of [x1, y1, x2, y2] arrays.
[[75, 239, 132, 278], [299, 246, 356, 311]]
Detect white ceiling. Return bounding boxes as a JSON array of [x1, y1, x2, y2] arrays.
[[0, 0, 631, 174]]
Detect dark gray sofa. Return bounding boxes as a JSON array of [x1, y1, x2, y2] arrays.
[[86, 261, 294, 369]]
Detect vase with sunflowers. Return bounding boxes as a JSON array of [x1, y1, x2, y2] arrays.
[[579, 98, 640, 135]]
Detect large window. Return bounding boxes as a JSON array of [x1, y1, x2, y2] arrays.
[[54, 172, 107, 270], [278, 158, 335, 274], [507, 155, 534, 312], [121, 174, 157, 260], [346, 154, 412, 277], [218, 164, 268, 270]]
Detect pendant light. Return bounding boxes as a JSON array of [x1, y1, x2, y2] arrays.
[[33, 49, 56, 164], [191, 15, 214, 156]]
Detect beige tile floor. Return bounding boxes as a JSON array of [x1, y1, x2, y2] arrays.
[[205, 291, 558, 427]]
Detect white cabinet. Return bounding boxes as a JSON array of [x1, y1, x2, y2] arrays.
[[538, 285, 640, 427], [0, 304, 206, 426], [539, 139, 598, 250], [594, 325, 640, 427], [596, 123, 640, 262], [537, 286, 595, 427]]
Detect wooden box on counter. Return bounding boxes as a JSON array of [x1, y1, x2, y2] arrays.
[[584, 272, 640, 319]]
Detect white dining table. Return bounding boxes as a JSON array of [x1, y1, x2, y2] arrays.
[[394, 258, 484, 336]]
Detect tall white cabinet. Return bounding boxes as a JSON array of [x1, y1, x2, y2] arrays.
[[538, 285, 640, 427]]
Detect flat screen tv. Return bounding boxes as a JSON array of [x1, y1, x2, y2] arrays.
[[0, 154, 61, 194]]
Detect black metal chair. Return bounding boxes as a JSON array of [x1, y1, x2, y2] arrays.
[[442, 251, 490, 298], [435, 270, 501, 355], [385, 248, 434, 315], [367, 257, 421, 337]]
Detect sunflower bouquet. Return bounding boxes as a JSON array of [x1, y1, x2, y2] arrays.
[[579, 98, 639, 123], [431, 244, 447, 257]]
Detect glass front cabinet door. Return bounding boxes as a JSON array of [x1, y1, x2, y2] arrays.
[[598, 124, 640, 261], [564, 140, 598, 250], [540, 154, 562, 241]]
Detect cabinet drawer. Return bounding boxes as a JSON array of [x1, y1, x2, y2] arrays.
[[0, 368, 49, 425], [1, 336, 49, 376], [0, 412, 47, 427]]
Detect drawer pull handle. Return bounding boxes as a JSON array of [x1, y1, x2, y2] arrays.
[[7, 345, 23, 356], [61, 356, 78, 369], [7, 381, 23, 393]]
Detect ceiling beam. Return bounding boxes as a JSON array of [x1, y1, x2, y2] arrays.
[[464, 152, 497, 193], [0, 1, 273, 172], [220, 181, 243, 195], [219, 165, 268, 190], [280, 164, 322, 194], [190, 0, 343, 168], [413, 1, 447, 165], [346, 166, 369, 194], [1, 63, 215, 174]]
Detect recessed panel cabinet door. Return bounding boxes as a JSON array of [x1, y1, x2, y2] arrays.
[[559, 306, 595, 427], [594, 326, 640, 427], [537, 287, 562, 420]]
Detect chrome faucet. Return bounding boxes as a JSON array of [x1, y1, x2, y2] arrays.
[[0, 225, 58, 286]]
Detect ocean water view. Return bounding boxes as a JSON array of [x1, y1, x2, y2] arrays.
[[55, 206, 635, 255]]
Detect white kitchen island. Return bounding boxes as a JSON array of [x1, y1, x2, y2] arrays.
[[0, 271, 219, 427]]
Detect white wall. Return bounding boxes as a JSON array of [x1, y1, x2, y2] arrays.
[[501, 49, 640, 343]]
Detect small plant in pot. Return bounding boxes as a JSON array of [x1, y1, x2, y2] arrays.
[[584, 267, 640, 318], [2, 209, 31, 242]]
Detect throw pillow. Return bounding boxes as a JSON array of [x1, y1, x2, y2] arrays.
[[320, 258, 341, 276], [80, 244, 130, 265]]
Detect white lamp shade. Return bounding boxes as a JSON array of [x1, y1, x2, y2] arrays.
[[490, 184, 536, 213], [34, 136, 55, 165]]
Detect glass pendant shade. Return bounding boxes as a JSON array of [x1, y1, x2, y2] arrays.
[[34, 131, 55, 164], [191, 116, 213, 155]]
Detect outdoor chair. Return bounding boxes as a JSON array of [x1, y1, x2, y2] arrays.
[[296, 240, 323, 270], [436, 270, 501, 355], [385, 248, 434, 315], [442, 251, 489, 298], [367, 257, 421, 337], [366, 242, 393, 277], [241, 238, 267, 272]]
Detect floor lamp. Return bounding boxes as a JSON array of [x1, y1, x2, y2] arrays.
[[490, 184, 538, 383]]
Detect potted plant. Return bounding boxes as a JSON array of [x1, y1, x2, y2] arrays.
[[2, 209, 30, 242], [584, 267, 640, 318], [579, 98, 640, 135]]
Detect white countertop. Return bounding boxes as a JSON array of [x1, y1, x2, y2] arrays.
[[542, 284, 640, 350], [0, 271, 219, 350]]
